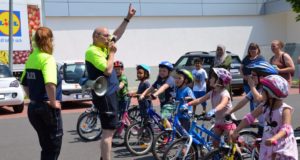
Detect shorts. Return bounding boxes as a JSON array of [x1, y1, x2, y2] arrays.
[[161, 104, 176, 119], [92, 91, 119, 130], [215, 123, 236, 131], [193, 91, 207, 107]]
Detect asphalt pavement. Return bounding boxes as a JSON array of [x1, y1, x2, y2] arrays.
[[0, 93, 299, 160]]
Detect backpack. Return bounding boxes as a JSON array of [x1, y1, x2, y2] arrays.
[[270, 53, 294, 77]]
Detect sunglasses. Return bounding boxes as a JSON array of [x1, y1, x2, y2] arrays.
[[96, 33, 110, 38]]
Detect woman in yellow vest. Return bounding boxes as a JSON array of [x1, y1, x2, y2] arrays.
[[21, 27, 62, 160]]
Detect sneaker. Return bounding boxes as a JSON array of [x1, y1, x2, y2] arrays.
[[131, 130, 138, 135], [140, 142, 150, 148]]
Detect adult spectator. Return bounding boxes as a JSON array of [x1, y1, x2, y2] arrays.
[[85, 4, 135, 160], [240, 43, 265, 110], [270, 40, 295, 86], [208, 44, 232, 95], [20, 27, 63, 160]]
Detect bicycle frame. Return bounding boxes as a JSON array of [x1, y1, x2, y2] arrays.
[[146, 107, 173, 131], [190, 119, 223, 149], [116, 111, 130, 134]]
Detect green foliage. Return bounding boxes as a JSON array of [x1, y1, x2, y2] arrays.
[[286, 0, 300, 21]]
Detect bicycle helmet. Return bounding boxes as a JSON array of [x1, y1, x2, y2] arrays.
[[176, 69, 194, 83], [212, 68, 232, 86], [114, 60, 124, 68], [260, 75, 288, 99], [136, 64, 151, 74], [246, 61, 278, 76], [159, 61, 173, 71]]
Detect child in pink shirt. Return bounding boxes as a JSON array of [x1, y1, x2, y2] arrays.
[[233, 75, 298, 160], [184, 68, 236, 145]]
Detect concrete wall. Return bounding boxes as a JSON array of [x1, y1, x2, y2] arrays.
[[286, 11, 300, 44], [47, 14, 287, 66], [46, 14, 291, 89]]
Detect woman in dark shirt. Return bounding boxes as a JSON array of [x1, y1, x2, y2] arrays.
[[240, 43, 265, 111]]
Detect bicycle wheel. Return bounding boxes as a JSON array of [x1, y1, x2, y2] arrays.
[[163, 138, 198, 160], [238, 130, 258, 159], [202, 147, 243, 160], [152, 130, 179, 160], [128, 105, 140, 122], [112, 124, 128, 147], [76, 112, 102, 141], [125, 122, 154, 155]]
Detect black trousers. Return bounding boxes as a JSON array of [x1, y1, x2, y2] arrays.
[[28, 102, 63, 160]]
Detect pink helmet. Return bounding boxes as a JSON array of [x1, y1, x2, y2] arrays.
[[212, 68, 232, 86], [260, 75, 288, 99]]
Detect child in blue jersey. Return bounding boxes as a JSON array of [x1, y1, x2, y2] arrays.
[[128, 64, 152, 119], [174, 69, 195, 131]]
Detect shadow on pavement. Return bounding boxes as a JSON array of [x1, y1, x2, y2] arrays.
[[66, 129, 101, 143], [113, 148, 155, 159], [61, 101, 92, 110], [0, 107, 15, 115]]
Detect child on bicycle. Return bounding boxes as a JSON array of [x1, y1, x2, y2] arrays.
[[128, 64, 152, 120], [183, 68, 235, 145], [114, 61, 130, 125], [232, 75, 298, 160], [192, 58, 208, 114], [227, 61, 278, 136], [174, 69, 195, 131], [140, 61, 175, 129]]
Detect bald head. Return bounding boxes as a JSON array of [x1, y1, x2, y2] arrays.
[[93, 27, 108, 38], [92, 27, 110, 47]]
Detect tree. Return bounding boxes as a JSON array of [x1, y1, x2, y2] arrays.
[[286, 0, 300, 21]]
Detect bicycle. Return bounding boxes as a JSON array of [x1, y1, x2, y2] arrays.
[[112, 97, 140, 147], [76, 104, 102, 141], [76, 103, 140, 141], [152, 102, 214, 160], [163, 114, 243, 160], [124, 98, 175, 156]]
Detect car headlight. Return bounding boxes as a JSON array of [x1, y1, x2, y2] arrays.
[[10, 80, 20, 88]]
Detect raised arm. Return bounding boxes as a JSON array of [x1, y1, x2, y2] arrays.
[[113, 3, 136, 41]]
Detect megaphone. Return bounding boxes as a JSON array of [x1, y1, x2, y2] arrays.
[[79, 76, 108, 96]]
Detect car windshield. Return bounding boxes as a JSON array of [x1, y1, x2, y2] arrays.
[[175, 56, 214, 67], [0, 65, 12, 78], [64, 63, 85, 83]]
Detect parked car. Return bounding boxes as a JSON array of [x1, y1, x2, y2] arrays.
[[58, 61, 92, 102], [0, 63, 24, 113], [173, 51, 244, 95]]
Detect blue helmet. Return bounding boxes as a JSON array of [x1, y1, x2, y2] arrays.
[[137, 64, 151, 74], [159, 61, 173, 71], [246, 61, 278, 76]]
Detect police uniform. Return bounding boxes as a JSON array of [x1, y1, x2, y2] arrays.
[[85, 44, 119, 129], [21, 47, 63, 160]]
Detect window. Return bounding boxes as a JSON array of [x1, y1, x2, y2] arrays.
[[63, 63, 85, 83], [0, 65, 12, 78], [175, 57, 189, 67]]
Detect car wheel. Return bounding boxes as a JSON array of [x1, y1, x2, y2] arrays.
[[233, 89, 244, 96], [13, 103, 24, 113]]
